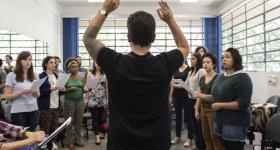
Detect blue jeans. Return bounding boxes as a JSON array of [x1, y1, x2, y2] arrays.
[[214, 123, 247, 142]]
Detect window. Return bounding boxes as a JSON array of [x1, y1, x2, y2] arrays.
[[0, 29, 49, 73], [79, 19, 204, 68], [222, 0, 280, 72]]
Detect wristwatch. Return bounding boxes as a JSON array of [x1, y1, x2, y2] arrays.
[[100, 9, 108, 16]]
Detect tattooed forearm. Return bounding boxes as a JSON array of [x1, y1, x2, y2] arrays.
[[83, 26, 105, 61]]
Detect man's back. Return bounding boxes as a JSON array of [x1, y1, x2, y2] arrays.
[[97, 48, 183, 150]]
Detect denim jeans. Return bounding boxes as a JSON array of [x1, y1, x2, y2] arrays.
[[214, 123, 247, 142]]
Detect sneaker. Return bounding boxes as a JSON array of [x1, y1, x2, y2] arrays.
[[171, 137, 180, 144], [183, 138, 192, 147]]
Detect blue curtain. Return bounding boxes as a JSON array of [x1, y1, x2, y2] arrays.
[[203, 16, 222, 72], [63, 18, 79, 70]]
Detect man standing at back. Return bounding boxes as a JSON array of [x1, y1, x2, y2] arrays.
[[83, 0, 189, 149]]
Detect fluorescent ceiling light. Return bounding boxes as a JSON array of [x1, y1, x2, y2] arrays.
[[180, 0, 198, 2], [88, 0, 104, 2]]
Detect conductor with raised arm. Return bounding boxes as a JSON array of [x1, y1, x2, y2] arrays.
[[83, 0, 189, 149]]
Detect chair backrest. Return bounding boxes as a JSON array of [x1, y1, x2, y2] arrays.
[[265, 113, 280, 143], [265, 95, 280, 114], [1, 100, 12, 122]]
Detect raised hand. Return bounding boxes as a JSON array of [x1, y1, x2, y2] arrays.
[[102, 0, 120, 14], [157, 1, 174, 24]]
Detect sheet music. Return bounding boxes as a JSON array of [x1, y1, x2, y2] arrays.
[[78, 71, 86, 78], [85, 78, 98, 89], [171, 78, 195, 96], [56, 74, 70, 88], [30, 77, 47, 92]]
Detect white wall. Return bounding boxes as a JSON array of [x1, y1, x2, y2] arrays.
[[247, 72, 280, 104], [0, 0, 62, 57]]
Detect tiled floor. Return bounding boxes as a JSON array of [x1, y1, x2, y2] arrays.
[[56, 123, 276, 150]]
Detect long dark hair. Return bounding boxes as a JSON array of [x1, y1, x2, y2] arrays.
[[190, 52, 203, 76], [91, 63, 104, 75], [14, 51, 35, 82]]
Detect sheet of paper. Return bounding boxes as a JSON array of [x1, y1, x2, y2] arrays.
[[56, 73, 71, 88], [78, 71, 86, 78], [30, 77, 47, 92], [182, 85, 195, 96], [171, 79, 185, 85], [86, 78, 98, 89]]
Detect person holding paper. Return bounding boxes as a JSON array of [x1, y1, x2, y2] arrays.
[[85, 63, 108, 145], [38, 56, 60, 150], [211, 48, 252, 150], [184, 52, 206, 149], [4, 51, 40, 132], [83, 0, 189, 149], [169, 62, 190, 144], [63, 58, 85, 150], [194, 53, 223, 150]]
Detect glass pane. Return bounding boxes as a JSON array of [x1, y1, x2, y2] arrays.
[[233, 40, 246, 48], [222, 29, 232, 38], [0, 48, 10, 53], [11, 48, 35, 53], [266, 62, 280, 71], [79, 47, 88, 53], [223, 21, 232, 31], [222, 36, 232, 44], [150, 47, 166, 53], [233, 31, 246, 41], [247, 63, 265, 71], [222, 44, 232, 51], [0, 41, 10, 47], [266, 51, 280, 61], [247, 44, 264, 54], [79, 27, 87, 34], [266, 40, 280, 51], [116, 40, 129, 46], [233, 14, 245, 26], [266, 6, 280, 21], [233, 23, 246, 34], [116, 33, 127, 40], [157, 33, 166, 39], [247, 53, 264, 62], [247, 4, 264, 19], [247, 34, 264, 45], [116, 47, 130, 53], [266, 28, 280, 41], [153, 40, 166, 46], [222, 14, 232, 24], [0, 30, 11, 34], [247, 15, 263, 28], [247, 0, 263, 10], [238, 47, 247, 55], [191, 34, 203, 39], [79, 20, 90, 26], [191, 27, 202, 33], [166, 40, 176, 46], [98, 33, 115, 40], [11, 41, 35, 47], [265, 0, 280, 11], [0, 34, 10, 40], [100, 27, 115, 33], [233, 6, 245, 18], [265, 18, 280, 31], [102, 40, 115, 46], [115, 27, 127, 33], [247, 24, 264, 37]]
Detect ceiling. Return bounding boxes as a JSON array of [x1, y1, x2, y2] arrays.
[[57, 0, 224, 7], [56, 0, 243, 18]]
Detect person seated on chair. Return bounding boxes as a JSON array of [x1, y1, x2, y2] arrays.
[[0, 121, 45, 150]]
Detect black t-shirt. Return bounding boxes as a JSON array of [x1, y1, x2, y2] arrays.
[[172, 67, 191, 99], [97, 47, 183, 150]]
